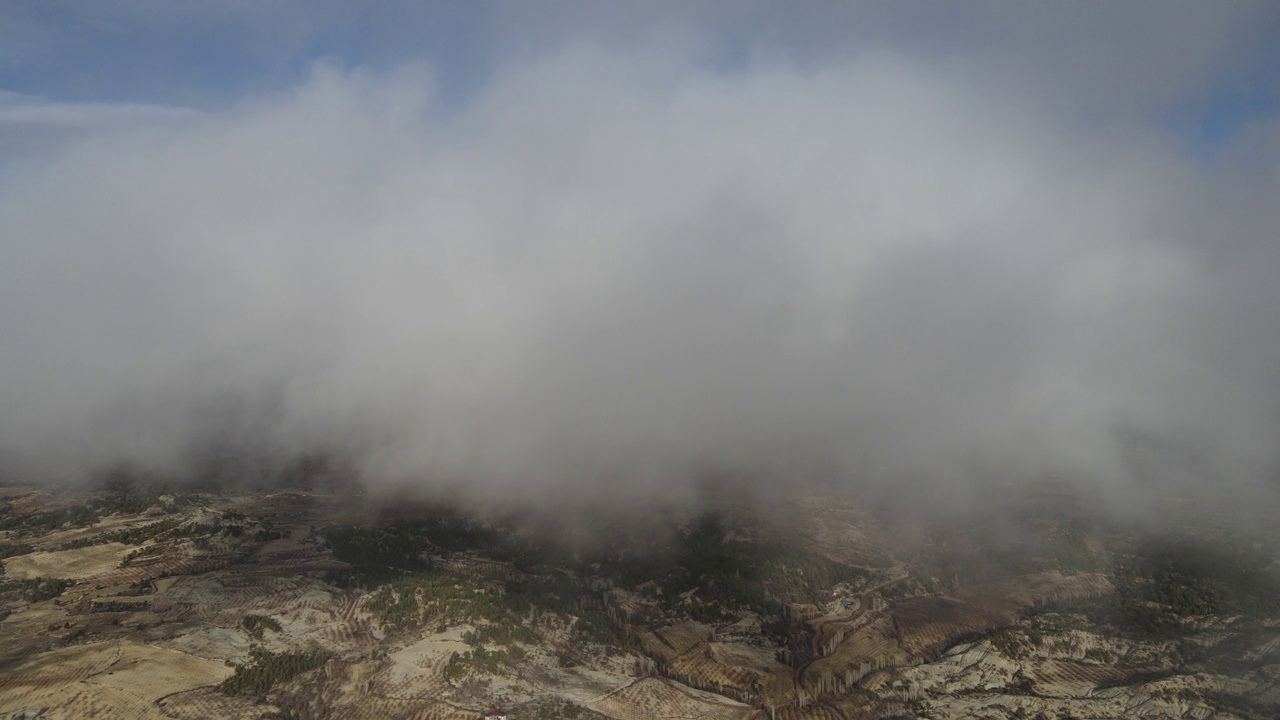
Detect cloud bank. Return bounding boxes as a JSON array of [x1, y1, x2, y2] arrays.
[[2, 45, 1278, 510]]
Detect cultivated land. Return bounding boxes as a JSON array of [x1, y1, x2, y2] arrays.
[[2, 480, 1279, 719]]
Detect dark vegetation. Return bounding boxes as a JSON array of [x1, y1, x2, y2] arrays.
[[24, 577, 74, 603], [521, 698, 590, 720], [923, 518, 1102, 592], [98, 519, 181, 545], [0, 543, 34, 559], [256, 527, 286, 541], [120, 544, 167, 565], [52, 507, 274, 553], [0, 468, 198, 538], [463, 622, 540, 647], [444, 646, 518, 680], [319, 525, 429, 587], [359, 569, 573, 641], [318, 515, 535, 588], [1112, 536, 1279, 635], [985, 627, 1043, 661], [1, 504, 105, 536], [109, 520, 184, 545], [242, 614, 284, 639], [320, 510, 859, 628], [318, 508, 868, 681], [581, 511, 865, 619], [59, 519, 221, 550], [1058, 533, 1280, 638], [220, 648, 329, 696]]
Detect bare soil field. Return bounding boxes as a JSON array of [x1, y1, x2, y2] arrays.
[[0, 640, 231, 719], [3, 542, 131, 580]]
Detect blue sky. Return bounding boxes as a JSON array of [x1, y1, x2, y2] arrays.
[[0, 2, 495, 107], [1168, 53, 1280, 154], [4, 1, 1279, 151]]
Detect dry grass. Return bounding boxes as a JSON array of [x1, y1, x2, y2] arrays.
[[0, 640, 230, 720], [3, 542, 131, 580]]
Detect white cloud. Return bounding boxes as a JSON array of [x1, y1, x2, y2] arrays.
[[0, 91, 202, 129], [0, 50, 1277, 513]]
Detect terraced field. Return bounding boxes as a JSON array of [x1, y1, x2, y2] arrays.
[[0, 640, 232, 720], [4, 484, 1279, 719], [588, 677, 753, 720]]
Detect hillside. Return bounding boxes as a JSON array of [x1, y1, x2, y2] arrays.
[[3, 482, 1279, 719]]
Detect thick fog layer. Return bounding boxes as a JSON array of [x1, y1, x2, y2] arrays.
[[2, 45, 1279, 508]]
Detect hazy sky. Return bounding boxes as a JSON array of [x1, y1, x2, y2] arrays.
[[2, 3, 1279, 509]]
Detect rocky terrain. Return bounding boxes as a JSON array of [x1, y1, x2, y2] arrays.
[[2, 479, 1279, 720]]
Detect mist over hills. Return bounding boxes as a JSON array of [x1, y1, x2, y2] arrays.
[[2, 11, 1280, 524], [8, 7, 1280, 719]]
